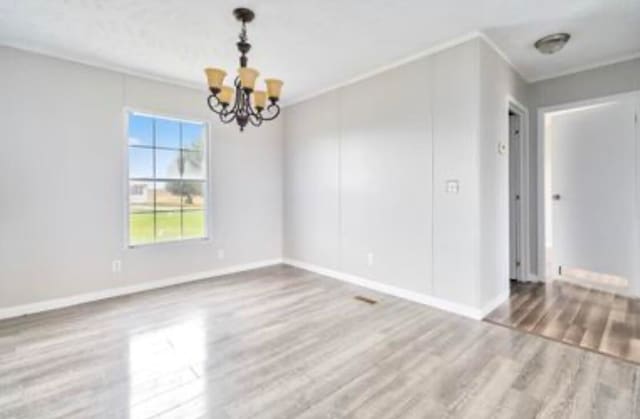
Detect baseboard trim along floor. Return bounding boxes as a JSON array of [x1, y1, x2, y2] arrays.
[[283, 258, 508, 320], [1, 258, 509, 322], [0, 258, 283, 320]]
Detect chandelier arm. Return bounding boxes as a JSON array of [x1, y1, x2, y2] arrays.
[[248, 114, 263, 127], [245, 92, 262, 119], [220, 110, 236, 124], [206, 95, 225, 115], [248, 101, 263, 126], [232, 82, 244, 115], [260, 103, 281, 121]]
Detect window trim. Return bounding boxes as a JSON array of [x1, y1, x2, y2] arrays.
[[123, 107, 211, 249]]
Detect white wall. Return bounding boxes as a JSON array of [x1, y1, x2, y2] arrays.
[[0, 46, 283, 309], [528, 57, 640, 276], [477, 41, 531, 304], [284, 38, 528, 314]]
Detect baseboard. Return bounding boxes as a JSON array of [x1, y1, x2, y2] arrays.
[[283, 258, 490, 320], [527, 274, 542, 282], [0, 258, 283, 320], [479, 289, 510, 318]]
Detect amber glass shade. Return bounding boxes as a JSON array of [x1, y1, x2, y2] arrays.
[[238, 67, 260, 91], [218, 86, 234, 105], [205, 68, 227, 91], [264, 79, 283, 100], [253, 91, 267, 110]]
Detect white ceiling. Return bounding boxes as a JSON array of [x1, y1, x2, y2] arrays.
[[1, 0, 639, 104]]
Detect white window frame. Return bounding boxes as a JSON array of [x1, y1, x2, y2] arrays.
[[123, 108, 211, 248]]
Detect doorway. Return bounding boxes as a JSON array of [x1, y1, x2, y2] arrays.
[[508, 103, 528, 283], [540, 93, 639, 295]]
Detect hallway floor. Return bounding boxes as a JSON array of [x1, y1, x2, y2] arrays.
[[486, 280, 640, 365]]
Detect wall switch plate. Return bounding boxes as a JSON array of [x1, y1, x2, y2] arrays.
[[446, 180, 460, 194], [217, 249, 225, 260], [367, 253, 374, 266], [112, 260, 122, 273]]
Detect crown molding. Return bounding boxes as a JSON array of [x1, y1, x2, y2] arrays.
[[527, 51, 640, 83], [0, 41, 206, 93], [282, 31, 484, 107], [283, 31, 535, 107], [475, 32, 530, 82]]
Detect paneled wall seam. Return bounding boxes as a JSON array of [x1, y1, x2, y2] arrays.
[[429, 60, 436, 295], [337, 91, 344, 271]]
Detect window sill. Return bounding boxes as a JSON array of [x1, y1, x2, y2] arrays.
[[127, 236, 211, 250]]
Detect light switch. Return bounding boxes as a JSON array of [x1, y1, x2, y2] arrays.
[[446, 180, 460, 194]]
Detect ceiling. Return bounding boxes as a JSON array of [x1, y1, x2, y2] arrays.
[[1, 0, 639, 104]]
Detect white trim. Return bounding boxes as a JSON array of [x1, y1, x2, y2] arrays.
[[0, 259, 283, 320], [1, 43, 205, 93], [283, 258, 506, 320], [480, 289, 510, 318], [507, 97, 532, 283], [528, 52, 640, 84], [527, 274, 541, 283], [477, 33, 527, 82], [284, 32, 483, 107], [284, 31, 530, 107], [122, 107, 212, 249]]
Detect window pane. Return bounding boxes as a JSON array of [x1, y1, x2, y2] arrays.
[[127, 112, 208, 247], [182, 150, 205, 179], [181, 181, 205, 210], [128, 114, 153, 146], [129, 212, 154, 245], [182, 210, 206, 239], [155, 118, 180, 149], [129, 147, 153, 178], [155, 149, 181, 179], [182, 122, 205, 150], [129, 181, 154, 213], [155, 181, 182, 212], [156, 211, 181, 242]]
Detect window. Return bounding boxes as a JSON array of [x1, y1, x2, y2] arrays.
[[127, 111, 208, 246]]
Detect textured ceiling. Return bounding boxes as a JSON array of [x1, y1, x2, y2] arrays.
[[1, 0, 639, 104]]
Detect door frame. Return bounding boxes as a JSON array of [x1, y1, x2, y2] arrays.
[[536, 90, 640, 281], [507, 96, 532, 283]]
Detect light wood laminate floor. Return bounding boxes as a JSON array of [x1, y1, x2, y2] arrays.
[[486, 280, 640, 365], [1, 265, 639, 419]]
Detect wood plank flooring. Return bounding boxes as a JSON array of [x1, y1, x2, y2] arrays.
[[1, 265, 639, 418], [486, 280, 640, 365]]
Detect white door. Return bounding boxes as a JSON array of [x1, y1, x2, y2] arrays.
[[549, 97, 637, 282]]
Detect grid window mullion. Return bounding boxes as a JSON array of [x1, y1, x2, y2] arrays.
[[128, 113, 207, 246], [152, 118, 157, 243], [180, 123, 184, 238]]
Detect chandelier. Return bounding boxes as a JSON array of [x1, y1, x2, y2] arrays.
[[204, 8, 283, 131]]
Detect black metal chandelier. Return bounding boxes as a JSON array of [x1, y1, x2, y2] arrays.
[[204, 8, 283, 131]]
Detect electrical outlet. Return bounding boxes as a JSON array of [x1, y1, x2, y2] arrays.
[[217, 249, 225, 260], [367, 253, 374, 267], [112, 260, 122, 273], [446, 180, 460, 194]]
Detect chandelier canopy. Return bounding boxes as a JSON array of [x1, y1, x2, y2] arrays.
[[204, 8, 283, 131]]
